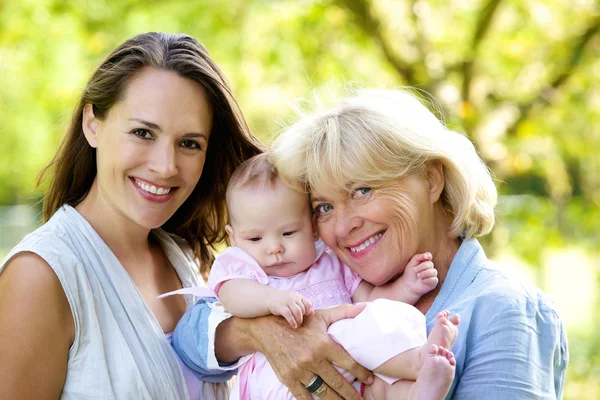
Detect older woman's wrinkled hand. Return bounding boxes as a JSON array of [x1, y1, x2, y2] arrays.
[[249, 303, 373, 400]]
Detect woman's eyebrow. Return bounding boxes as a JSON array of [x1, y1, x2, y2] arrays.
[[311, 196, 328, 203], [130, 118, 162, 131], [182, 132, 209, 141], [130, 118, 208, 139]]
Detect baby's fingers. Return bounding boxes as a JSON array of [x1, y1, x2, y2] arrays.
[[407, 252, 432, 268], [302, 297, 314, 316], [289, 303, 307, 328], [416, 265, 437, 279], [280, 307, 299, 328], [415, 261, 435, 275]]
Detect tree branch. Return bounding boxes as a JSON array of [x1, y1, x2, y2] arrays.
[[461, 0, 503, 103], [506, 17, 600, 137], [336, 0, 417, 83]]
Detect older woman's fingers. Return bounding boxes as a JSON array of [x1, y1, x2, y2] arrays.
[[315, 304, 373, 385], [313, 362, 363, 400], [293, 378, 343, 400], [319, 303, 367, 326]]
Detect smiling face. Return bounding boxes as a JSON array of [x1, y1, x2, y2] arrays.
[[82, 67, 213, 230], [311, 172, 438, 286], [226, 178, 317, 277]]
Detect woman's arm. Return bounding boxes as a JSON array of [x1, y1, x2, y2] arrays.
[[174, 300, 374, 400], [218, 279, 313, 328], [0, 253, 74, 399], [452, 293, 568, 399]]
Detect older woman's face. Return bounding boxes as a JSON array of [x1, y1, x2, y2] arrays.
[[311, 172, 436, 285]]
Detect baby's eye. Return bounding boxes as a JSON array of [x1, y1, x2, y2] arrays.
[[248, 237, 261, 242], [313, 203, 333, 215], [283, 231, 296, 237], [132, 129, 153, 139]]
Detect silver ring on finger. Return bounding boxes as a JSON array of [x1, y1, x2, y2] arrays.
[[305, 375, 325, 395]]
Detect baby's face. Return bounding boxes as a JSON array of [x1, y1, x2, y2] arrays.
[[227, 179, 317, 277]]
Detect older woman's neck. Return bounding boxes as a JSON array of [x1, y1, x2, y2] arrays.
[[414, 205, 460, 313]]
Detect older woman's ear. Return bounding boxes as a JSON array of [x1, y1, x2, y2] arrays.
[[427, 161, 445, 204]]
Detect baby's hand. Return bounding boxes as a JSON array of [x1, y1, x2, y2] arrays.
[[267, 290, 314, 328], [401, 252, 438, 297]]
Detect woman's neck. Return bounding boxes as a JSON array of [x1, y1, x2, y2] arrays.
[[75, 181, 153, 266], [414, 205, 460, 314]]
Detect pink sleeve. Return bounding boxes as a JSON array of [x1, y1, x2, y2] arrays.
[[207, 247, 269, 295], [325, 248, 362, 296]]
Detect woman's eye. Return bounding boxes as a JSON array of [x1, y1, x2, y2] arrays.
[[181, 140, 201, 150], [283, 231, 295, 237], [132, 129, 153, 139], [353, 187, 372, 198], [313, 203, 333, 215]]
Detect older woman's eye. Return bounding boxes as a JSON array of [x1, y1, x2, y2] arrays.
[[313, 203, 333, 215], [353, 187, 372, 198]]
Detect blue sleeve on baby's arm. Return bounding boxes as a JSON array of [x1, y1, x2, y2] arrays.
[[172, 297, 237, 382]]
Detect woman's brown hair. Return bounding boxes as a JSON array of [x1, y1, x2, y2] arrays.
[[38, 32, 264, 273]]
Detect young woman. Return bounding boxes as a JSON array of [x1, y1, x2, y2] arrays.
[[0, 32, 263, 399]]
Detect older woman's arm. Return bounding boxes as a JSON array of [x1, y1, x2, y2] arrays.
[[453, 292, 568, 399], [173, 299, 374, 400]]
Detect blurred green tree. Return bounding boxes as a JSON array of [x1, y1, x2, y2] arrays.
[[1, 0, 599, 397]]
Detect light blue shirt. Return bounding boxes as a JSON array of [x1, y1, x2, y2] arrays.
[[426, 238, 568, 399], [173, 238, 569, 398]]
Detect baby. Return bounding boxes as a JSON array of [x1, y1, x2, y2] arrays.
[[211, 153, 458, 399]]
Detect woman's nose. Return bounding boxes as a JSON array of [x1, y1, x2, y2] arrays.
[[148, 142, 178, 178], [333, 206, 362, 237]]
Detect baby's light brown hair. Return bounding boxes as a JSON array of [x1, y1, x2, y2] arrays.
[[226, 153, 310, 224]]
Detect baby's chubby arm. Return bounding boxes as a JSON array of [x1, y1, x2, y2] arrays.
[[218, 279, 314, 329], [353, 253, 438, 304]]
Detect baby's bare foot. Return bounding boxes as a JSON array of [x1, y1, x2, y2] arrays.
[[416, 344, 456, 400], [427, 310, 459, 351]]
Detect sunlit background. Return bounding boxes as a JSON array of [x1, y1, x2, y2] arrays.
[[1, 0, 598, 398]]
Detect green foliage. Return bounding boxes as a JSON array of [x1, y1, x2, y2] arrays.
[[1, 1, 599, 395]]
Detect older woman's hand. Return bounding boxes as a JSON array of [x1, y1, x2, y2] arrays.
[[249, 303, 373, 400]]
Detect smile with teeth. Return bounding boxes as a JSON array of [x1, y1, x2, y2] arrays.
[[134, 179, 172, 195], [350, 232, 384, 253]]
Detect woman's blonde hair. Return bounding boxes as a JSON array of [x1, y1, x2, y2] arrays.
[[272, 89, 497, 239]]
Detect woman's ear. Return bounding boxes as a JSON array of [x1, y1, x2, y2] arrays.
[[427, 161, 445, 204], [225, 224, 236, 246], [82, 104, 100, 148]]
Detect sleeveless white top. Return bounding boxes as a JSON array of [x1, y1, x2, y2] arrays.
[[0, 205, 229, 399]]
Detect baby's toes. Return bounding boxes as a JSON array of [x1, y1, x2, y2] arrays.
[[436, 310, 449, 321]]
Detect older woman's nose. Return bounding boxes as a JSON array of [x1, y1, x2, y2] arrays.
[[148, 142, 178, 178], [333, 206, 362, 237]]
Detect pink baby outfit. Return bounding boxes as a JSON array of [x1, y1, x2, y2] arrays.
[[209, 244, 427, 400]]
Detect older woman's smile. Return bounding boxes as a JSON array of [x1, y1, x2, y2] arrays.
[[347, 231, 385, 257]]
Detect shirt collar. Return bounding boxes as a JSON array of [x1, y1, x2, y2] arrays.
[[425, 238, 488, 319]]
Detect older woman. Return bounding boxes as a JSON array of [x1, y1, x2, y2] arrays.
[[174, 89, 568, 399]]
